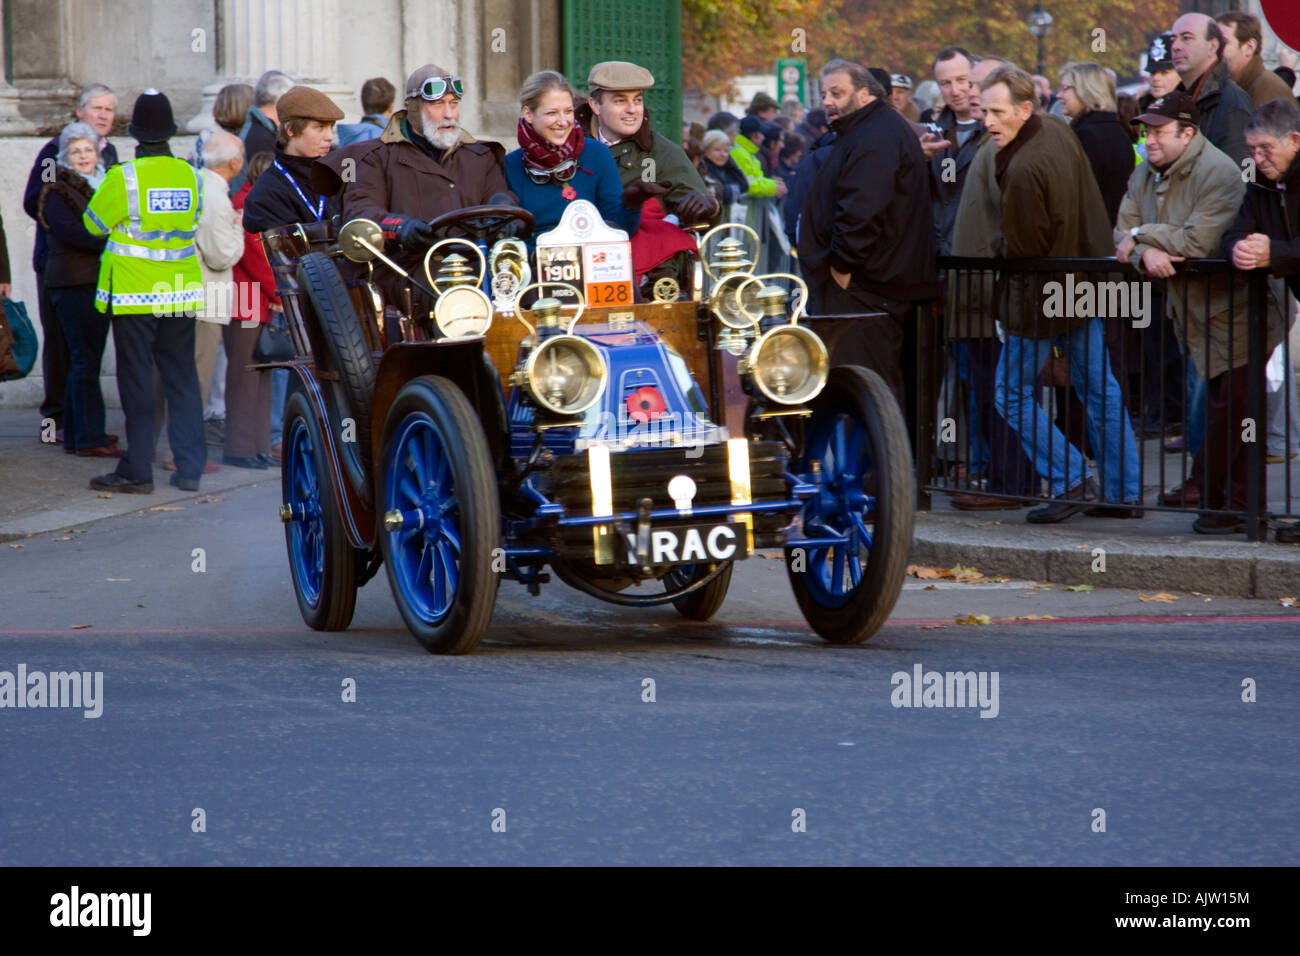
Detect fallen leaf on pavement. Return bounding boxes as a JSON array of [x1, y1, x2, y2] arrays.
[[921, 625, 948, 630], [52, 536, 72, 541], [1280, 596, 1296, 607], [149, 505, 185, 511], [96, 493, 113, 498], [70, 529, 86, 534], [69, 624, 92, 630], [1064, 584, 1094, 591], [955, 613, 991, 625], [1013, 614, 1057, 620], [106, 578, 132, 582], [8, 543, 22, 548], [197, 496, 222, 503], [923, 584, 937, 590], [950, 564, 987, 583], [1139, 592, 1179, 603], [906, 563, 1008, 584]]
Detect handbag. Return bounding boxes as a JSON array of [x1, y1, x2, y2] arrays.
[[252, 319, 294, 363], [0, 296, 38, 382]]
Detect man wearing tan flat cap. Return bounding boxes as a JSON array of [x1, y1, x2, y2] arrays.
[[575, 60, 719, 289]]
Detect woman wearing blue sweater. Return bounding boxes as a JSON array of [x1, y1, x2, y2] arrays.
[[505, 71, 652, 247]]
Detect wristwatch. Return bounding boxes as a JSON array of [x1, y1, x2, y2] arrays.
[[1129, 226, 1140, 239]]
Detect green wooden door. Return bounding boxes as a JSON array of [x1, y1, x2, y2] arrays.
[[563, 0, 682, 141]]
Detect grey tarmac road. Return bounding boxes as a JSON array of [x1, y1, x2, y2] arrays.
[[1, 478, 1297, 866]]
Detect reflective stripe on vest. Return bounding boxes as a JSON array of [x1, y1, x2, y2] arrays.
[[106, 239, 196, 261], [120, 162, 201, 242], [85, 206, 110, 236], [96, 286, 204, 308]]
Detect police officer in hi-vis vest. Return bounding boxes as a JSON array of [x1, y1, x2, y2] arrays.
[[84, 90, 207, 494]]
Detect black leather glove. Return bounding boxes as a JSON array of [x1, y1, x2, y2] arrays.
[[621, 179, 670, 210], [382, 215, 434, 248], [674, 190, 718, 226]]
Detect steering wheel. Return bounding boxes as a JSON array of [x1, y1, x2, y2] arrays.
[[427, 203, 536, 243]]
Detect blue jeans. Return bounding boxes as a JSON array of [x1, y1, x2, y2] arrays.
[[995, 318, 1141, 502], [951, 341, 990, 472], [1184, 360, 1206, 457], [269, 311, 287, 445]]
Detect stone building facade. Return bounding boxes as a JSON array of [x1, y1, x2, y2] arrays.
[[0, 0, 560, 407]]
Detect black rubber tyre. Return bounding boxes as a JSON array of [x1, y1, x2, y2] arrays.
[[786, 365, 914, 644], [282, 388, 359, 631], [297, 252, 376, 467], [377, 375, 500, 654], [664, 561, 734, 620]]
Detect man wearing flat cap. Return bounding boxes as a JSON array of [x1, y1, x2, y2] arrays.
[[241, 85, 344, 234], [575, 60, 721, 289], [318, 64, 510, 257]]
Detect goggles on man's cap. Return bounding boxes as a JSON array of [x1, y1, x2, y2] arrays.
[[411, 75, 464, 101]]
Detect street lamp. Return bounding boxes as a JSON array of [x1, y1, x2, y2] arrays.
[[1026, 2, 1054, 77]]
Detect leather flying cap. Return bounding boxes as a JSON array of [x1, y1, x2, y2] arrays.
[[587, 61, 655, 93], [128, 88, 178, 142], [404, 63, 455, 99], [276, 86, 344, 125], [1135, 90, 1199, 127], [1147, 33, 1175, 73]]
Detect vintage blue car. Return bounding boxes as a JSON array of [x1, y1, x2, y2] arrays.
[[259, 201, 913, 653]]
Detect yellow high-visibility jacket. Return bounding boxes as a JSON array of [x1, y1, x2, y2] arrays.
[[84, 156, 205, 315]]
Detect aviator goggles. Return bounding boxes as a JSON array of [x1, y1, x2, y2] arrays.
[[411, 75, 464, 101]]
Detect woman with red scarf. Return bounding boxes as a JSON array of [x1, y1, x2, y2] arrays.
[[504, 71, 645, 248]]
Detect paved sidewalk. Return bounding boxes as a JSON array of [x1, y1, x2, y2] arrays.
[[0, 408, 276, 543], [918, 435, 1300, 597]]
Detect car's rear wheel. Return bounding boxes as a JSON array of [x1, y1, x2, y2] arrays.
[[282, 389, 359, 631], [663, 561, 734, 620]]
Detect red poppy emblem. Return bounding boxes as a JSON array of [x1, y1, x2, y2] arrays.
[[626, 386, 667, 423], [561, 184, 577, 201]]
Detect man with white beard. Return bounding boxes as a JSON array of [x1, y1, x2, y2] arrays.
[[323, 63, 511, 255], [315, 64, 513, 322]]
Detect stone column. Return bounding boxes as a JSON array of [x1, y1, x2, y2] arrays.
[[0, 19, 37, 134], [188, 0, 357, 131]]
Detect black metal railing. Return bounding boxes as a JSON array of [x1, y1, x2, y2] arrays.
[[915, 256, 1294, 540]]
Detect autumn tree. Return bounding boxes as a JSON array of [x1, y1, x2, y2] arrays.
[[684, 0, 1183, 98]]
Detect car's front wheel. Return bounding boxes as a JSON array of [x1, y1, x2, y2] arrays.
[[377, 375, 500, 654]]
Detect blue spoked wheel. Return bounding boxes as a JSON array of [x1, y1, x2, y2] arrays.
[[282, 389, 358, 630], [786, 365, 914, 644], [378, 375, 499, 654]]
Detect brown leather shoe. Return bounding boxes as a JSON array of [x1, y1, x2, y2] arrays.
[[1158, 483, 1200, 507], [75, 444, 122, 458], [950, 492, 1023, 510]]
